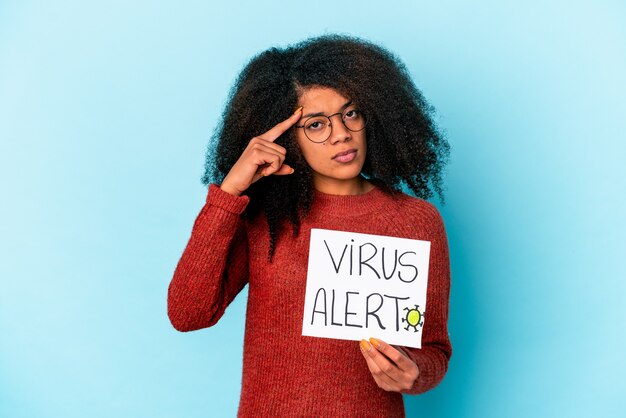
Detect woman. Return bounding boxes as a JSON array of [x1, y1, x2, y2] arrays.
[[167, 33, 452, 417]]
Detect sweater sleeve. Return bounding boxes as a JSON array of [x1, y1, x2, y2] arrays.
[[167, 183, 251, 332], [402, 203, 452, 395]]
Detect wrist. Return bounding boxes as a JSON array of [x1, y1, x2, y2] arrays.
[[219, 182, 242, 197]]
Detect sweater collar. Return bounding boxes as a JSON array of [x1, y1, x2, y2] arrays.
[[310, 184, 388, 218]]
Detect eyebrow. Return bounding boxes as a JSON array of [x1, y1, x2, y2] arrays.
[[301, 100, 353, 118]]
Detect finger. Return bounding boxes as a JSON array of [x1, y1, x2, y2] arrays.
[[359, 341, 399, 391], [250, 137, 287, 157], [258, 156, 289, 177], [359, 339, 403, 383], [369, 338, 416, 373], [392, 345, 412, 360], [256, 162, 294, 178], [248, 141, 288, 177], [270, 163, 294, 175], [249, 142, 286, 163], [249, 146, 285, 176], [256, 161, 295, 178], [258, 106, 303, 142]]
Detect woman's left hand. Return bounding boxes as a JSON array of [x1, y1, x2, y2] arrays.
[[359, 337, 419, 393]]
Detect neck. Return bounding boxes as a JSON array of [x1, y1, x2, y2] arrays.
[[313, 175, 374, 196]]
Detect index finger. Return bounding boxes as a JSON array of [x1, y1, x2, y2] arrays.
[[258, 106, 303, 142], [369, 338, 415, 372]]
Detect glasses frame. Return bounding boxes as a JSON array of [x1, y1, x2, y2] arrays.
[[294, 108, 367, 143]]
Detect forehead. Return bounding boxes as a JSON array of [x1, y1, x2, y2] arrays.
[[297, 86, 351, 108]]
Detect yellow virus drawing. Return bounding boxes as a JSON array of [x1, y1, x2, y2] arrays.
[[402, 305, 424, 332]]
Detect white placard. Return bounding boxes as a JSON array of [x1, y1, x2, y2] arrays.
[[302, 228, 431, 348]]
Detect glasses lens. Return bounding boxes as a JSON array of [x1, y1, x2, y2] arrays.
[[304, 117, 331, 143], [343, 109, 366, 132]]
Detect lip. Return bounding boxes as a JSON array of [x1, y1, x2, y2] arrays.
[[332, 148, 358, 160]]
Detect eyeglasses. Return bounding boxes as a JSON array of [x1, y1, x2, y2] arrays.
[[294, 108, 367, 143]]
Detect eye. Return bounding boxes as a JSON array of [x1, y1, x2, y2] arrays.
[[344, 109, 359, 119], [305, 118, 326, 131]]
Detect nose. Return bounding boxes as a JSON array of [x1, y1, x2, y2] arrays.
[[327, 114, 351, 144]]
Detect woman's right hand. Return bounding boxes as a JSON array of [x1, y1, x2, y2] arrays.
[[220, 106, 303, 196]]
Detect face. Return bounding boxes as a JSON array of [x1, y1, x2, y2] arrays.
[[293, 86, 367, 190]]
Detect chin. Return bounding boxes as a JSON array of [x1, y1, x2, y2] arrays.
[[320, 166, 364, 180]]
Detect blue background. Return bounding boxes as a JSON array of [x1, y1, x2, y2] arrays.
[[1, 1, 624, 417]]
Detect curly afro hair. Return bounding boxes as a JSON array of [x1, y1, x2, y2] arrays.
[[201, 33, 450, 262]]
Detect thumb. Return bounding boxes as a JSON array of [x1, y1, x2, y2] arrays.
[[271, 164, 295, 175]]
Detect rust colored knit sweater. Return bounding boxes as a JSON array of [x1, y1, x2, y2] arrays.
[[167, 183, 452, 417]]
